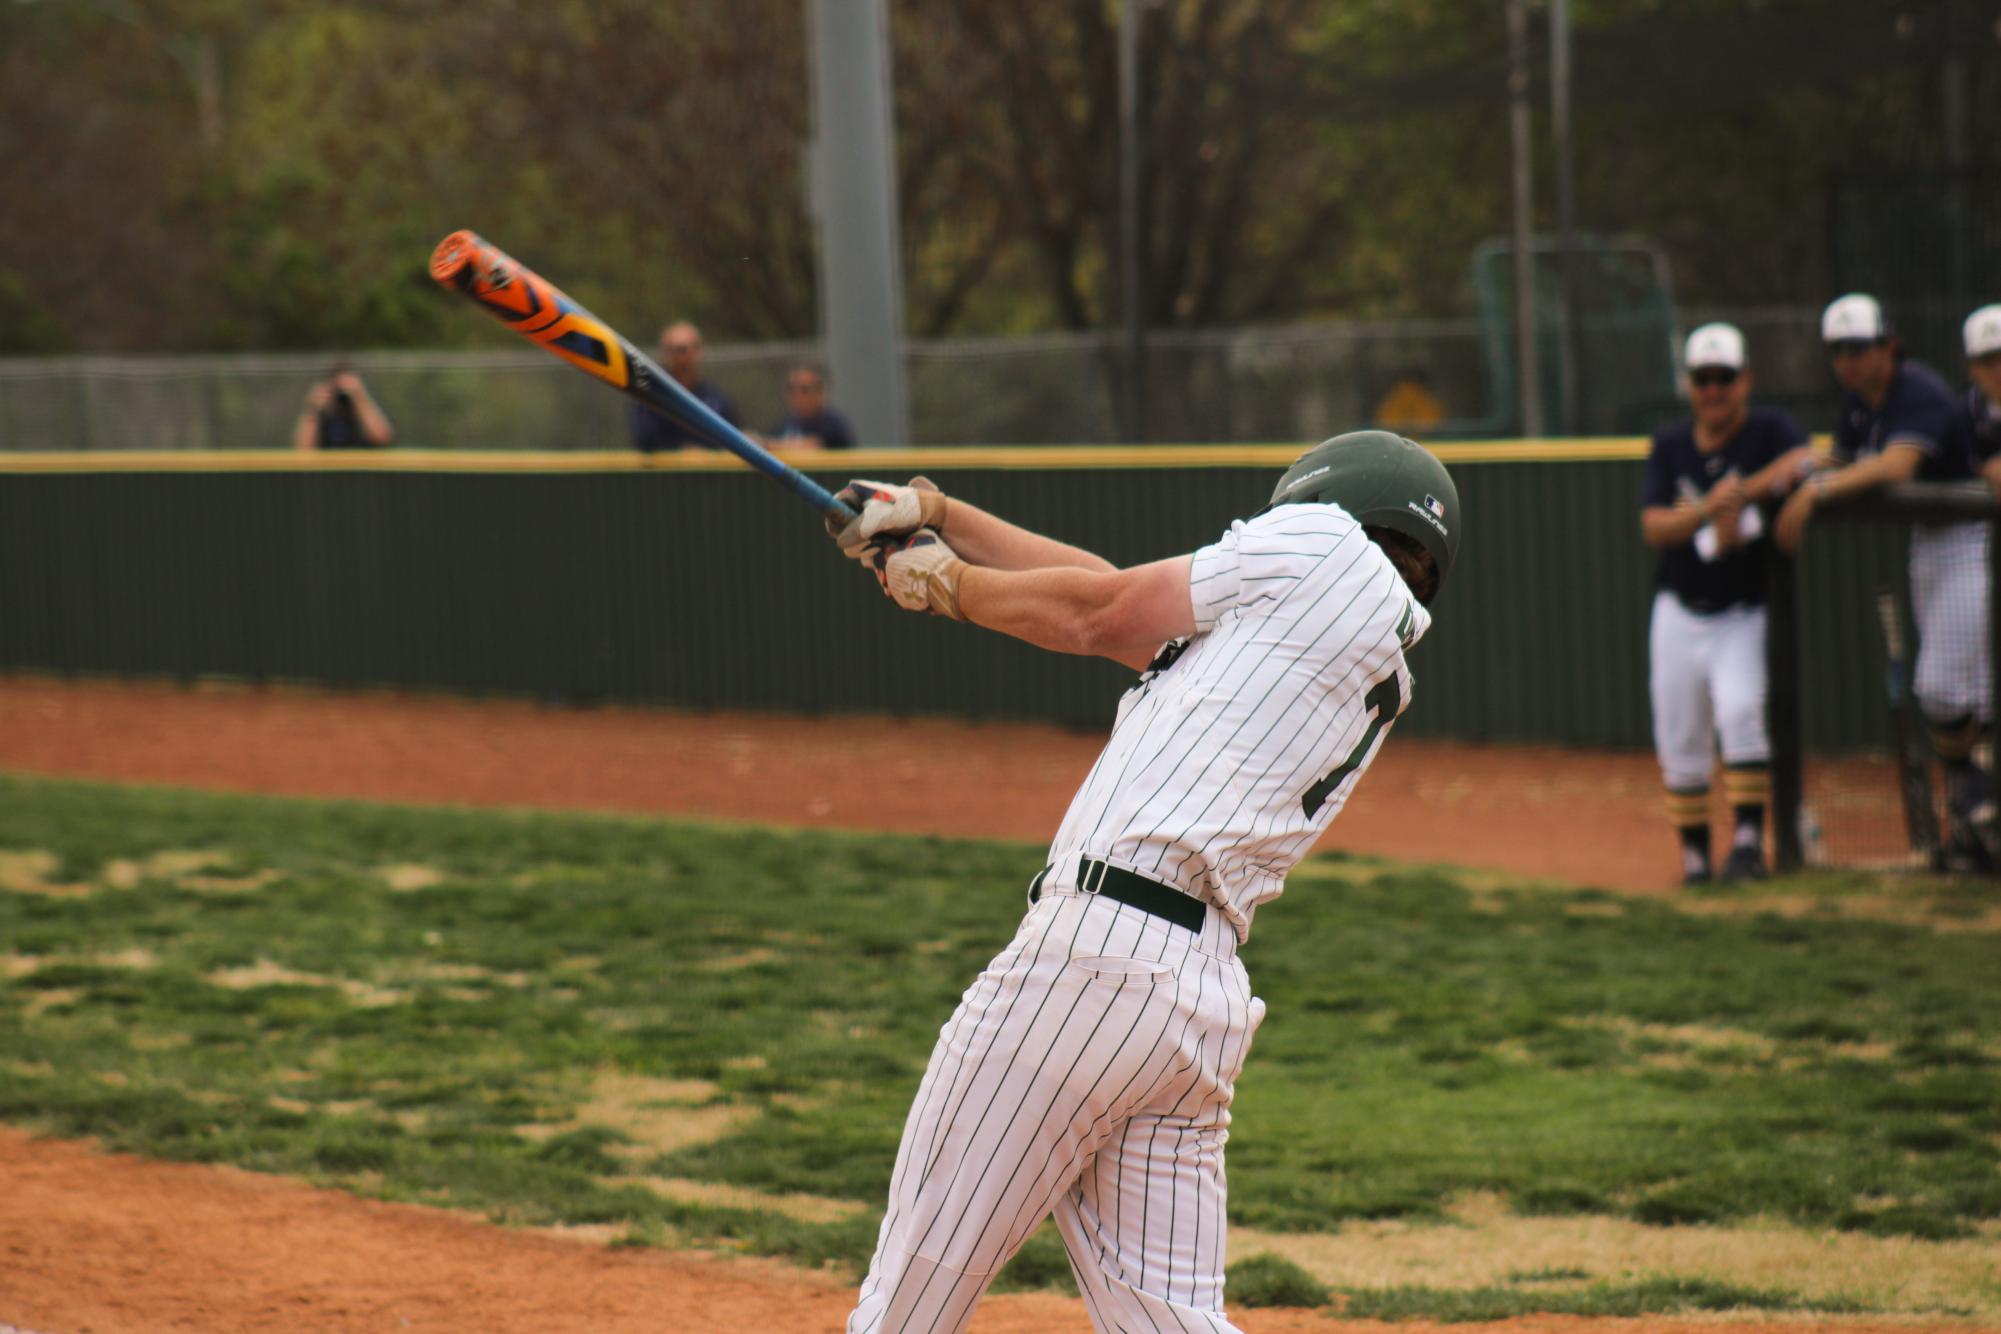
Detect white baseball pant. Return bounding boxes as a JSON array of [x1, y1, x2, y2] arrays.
[[849, 882, 1263, 1333], [1910, 521, 1992, 726], [1649, 590, 1770, 791]]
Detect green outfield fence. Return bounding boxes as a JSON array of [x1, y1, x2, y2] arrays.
[[0, 444, 1941, 758]]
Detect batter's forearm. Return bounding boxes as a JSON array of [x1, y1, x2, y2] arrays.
[[960, 566, 1128, 658], [940, 499, 1116, 574], [957, 559, 1190, 672]]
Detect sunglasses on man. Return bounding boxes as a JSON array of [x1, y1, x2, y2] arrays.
[[1689, 367, 1739, 388], [1826, 339, 1879, 358]]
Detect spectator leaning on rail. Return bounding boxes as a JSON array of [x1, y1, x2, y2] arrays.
[[294, 365, 394, 451], [1640, 323, 1811, 885], [1775, 293, 1992, 867], [629, 321, 743, 453]]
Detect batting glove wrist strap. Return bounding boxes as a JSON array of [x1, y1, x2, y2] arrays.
[[873, 530, 967, 620]]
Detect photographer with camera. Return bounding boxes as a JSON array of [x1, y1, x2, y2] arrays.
[[294, 365, 395, 451]]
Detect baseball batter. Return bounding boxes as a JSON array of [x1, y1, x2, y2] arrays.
[[828, 431, 1459, 1332], [1641, 324, 1810, 884], [1777, 294, 1989, 863]]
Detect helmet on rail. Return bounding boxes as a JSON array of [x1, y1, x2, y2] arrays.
[[1260, 430, 1460, 603]]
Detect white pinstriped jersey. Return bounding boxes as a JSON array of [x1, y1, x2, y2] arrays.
[[1047, 503, 1429, 940]]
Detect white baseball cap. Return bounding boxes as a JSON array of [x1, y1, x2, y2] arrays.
[[1964, 303, 2001, 359], [1821, 293, 1888, 344], [1683, 323, 1745, 372]]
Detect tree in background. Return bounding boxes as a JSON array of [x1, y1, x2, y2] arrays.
[[0, 0, 1993, 354]]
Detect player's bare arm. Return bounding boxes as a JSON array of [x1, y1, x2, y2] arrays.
[[829, 477, 1114, 573], [957, 556, 1195, 670], [865, 531, 1192, 672], [930, 495, 1119, 573], [1775, 440, 1923, 552]]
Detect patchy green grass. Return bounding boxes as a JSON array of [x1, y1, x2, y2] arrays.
[[2, 773, 1996, 1316], [1333, 1276, 1873, 1321]]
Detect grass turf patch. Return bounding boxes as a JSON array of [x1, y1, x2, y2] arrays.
[[2, 773, 1995, 1314]]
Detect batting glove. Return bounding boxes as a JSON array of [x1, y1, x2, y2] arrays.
[[827, 476, 948, 554], [866, 529, 967, 620]]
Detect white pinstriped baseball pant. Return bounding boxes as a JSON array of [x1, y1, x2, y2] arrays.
[[849, 879, 1264, 1333], [1648, 591, 1769, 790], [1911, 522, 1992, 726]]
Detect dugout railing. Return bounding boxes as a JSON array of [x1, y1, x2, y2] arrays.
[[1767, 480, 1999, 874]]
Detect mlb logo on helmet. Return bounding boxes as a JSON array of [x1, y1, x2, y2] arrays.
[[1408, 491, 1449, 537]]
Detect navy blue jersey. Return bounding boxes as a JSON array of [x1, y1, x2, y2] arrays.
[[629, 379, 740, 452], [1832, 360, 1975, 481], [1642, 407, 1804, 612], [770, 407, 857, 450], [1968, 386, 2000, 468]]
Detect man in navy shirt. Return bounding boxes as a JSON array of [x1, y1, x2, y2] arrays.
[[769, 362, 857, 451], [1777, 293, 1990, 865], [1641, 323, 1812, 884], [629, 321, 743, 452]]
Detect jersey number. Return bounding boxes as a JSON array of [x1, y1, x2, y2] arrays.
[[1302, 675, 1401, 819]]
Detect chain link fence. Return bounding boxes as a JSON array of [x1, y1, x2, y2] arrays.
[[0, 306, 1858, 453]]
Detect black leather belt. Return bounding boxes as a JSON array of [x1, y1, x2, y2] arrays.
[[1028, 855, 1206, 933]]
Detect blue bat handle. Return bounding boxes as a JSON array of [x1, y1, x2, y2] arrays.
[[627, 349, 857, 525]]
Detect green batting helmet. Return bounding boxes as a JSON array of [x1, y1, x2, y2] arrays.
[[1261, 430, 1460, 598]]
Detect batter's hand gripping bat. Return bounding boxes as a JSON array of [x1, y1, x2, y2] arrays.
[[1876, 591, 1944, 869], [429, 230, 855, 527]]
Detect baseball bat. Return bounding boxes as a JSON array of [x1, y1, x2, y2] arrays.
[[1876, 591, 1943, 868], [428, 230, 855, 526]]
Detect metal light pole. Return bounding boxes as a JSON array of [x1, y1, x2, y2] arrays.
[[807, 0, 910, 445], [1506, 0, 1542, 438], [1118, 0, 1147, 443], [1551, 0, 1579, 435]]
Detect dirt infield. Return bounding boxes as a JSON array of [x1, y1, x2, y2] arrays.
[[0, 676, 1934, 1333], [0, 676, 1706, 892]]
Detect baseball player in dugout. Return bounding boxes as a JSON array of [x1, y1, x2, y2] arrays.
[[1641, 324, 1810, 885], [1776, 293, 1993, 867], [1965, 303, 2001, 490], [825, 431, 1457, 1332]]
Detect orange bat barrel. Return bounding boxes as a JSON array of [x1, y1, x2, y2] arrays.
[[429, 230, 854, 522]]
